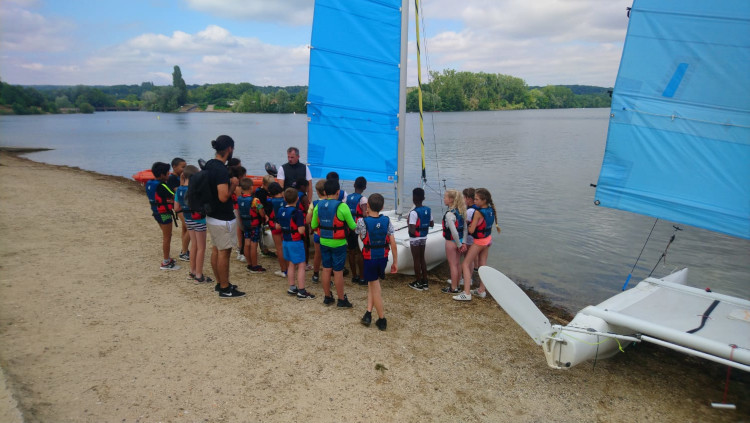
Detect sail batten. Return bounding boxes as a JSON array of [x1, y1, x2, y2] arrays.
[[595, 0, 750, 240]]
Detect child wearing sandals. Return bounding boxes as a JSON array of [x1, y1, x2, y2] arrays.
[[453, 188, 500, 301], [441, 189, 466, 294], [174, 165, 213, 284]]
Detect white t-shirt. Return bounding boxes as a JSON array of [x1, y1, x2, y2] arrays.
[[408, 208, 433, 241]]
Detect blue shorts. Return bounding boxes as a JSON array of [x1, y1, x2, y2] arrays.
[[244, 226, 261, 243], [283, 240, 306, 264], [320, 244, 347, 271], [153, 213, 172, 225], [363, 257, 388, 282]]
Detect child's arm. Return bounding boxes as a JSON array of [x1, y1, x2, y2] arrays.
[[468, 212, 484, 233], [388, 224, 398, 273], [339, 204, 357, 230]]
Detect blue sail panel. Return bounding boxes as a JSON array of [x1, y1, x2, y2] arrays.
[[595, 0, 750, 240], [307, 0, 402, 183]]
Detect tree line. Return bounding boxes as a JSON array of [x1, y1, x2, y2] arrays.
[[1, 66, 610, 115]]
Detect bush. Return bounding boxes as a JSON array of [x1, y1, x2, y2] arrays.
[[79, 103, 95, 114]]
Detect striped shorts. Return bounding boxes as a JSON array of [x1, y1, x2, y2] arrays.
[[186, 218, 207, 232]]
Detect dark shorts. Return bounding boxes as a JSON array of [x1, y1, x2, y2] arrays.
[[346, 231, 360, 251], [320, 244, 347, 271], [363, 257, 388, 282], [243, 226, 261, 243], [153, 213, 172, 225]]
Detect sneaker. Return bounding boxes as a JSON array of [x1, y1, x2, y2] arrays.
[[305, 264, 313, 271], [323, 295, 335, 306], [187, 272, 196, 281], [238, 255, 246, 263], [215, 283, 238, 292], [274, 270, 287, 278], [441, 287, 460, 294], [337, 295, 353, 308], [351, 276, 360, 284], [287, 286, 299, 295], [343, 268, 350, 277], [420, 281, 429, 291], [179, 252, 190, 262], [247, 265, 267, 273], [194, 275, 214, 284], [408, 281, 424, 291], [471, 288, 487, 299], [357, 278, 369, 286], [160, 259, 180, 271], [219, 286, 246, 298], [297, 290, 316, 300], [447, 278, 466, 287], [375, 318, 387, 331], [312, 274, 320, 283], [361, 311, 372, 326], [261, 250, 277, 258], [452, 292, 472, 301]]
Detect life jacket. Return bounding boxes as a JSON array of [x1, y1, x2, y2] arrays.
[[442, 209, 464, 241], [317, 199, 346, 239], [362, 215, 391, 260], [412, 206, 432, 237], [470, 207, 495, 239], [297, 191, 308, 216], [337, 190, 346, 201], [237, 194, 261, 228], [269, 197, 286, 226], [277, 205, 303, 241], [175, 186, 190, 218], [345, 193, 364, 219], [281, 162, 307, 189], [312, 199, 321, 236], [146, 179, 174, 214]]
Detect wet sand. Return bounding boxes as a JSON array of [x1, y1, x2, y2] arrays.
[[0, 151, 747, 422]]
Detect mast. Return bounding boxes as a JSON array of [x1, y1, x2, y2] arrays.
[[396, 0, 409, 215]]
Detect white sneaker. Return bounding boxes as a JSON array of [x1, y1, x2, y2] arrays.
[[446, 278, 466, 287], [274, 270, 287, 278], [237, 253, 246, 262], [470, 288, 487, 299], [452, 292, 472, 301]]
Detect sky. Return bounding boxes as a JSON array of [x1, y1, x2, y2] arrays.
[[0, 0, 633, 88]]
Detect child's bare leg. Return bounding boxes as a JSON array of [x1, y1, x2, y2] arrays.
[[244, 239, 253, 266], [188, 229, 198, 274], [461, 244, 480, 295], [333, 270, 345, 298], [371, 280, 384, 318], [273, 234, 286, 271], [477, 245, 490, 292], [160, 222, 173, 260], [348, 249, 357, 278], [418, 244, 428, 281], [313, 243, 321, 272], [249, 240, 259, 267], [296, 262, 306, 290], [445, 242, 460, 290], [210, 245, 219, 278], [195, 231, 207, 277], [356, 249, 364, 281], [321, 268, 333, 297], [287, 260, 295, 287], [180, 215, 189, 254], [410, 245, 422, 281]]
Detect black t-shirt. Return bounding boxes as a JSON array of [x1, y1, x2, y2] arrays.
[[254, 187, 271, 216], [167, 174, 180, 191], [204, 159, 234, 221]]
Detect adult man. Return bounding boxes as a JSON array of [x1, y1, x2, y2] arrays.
[[205, 135, 245, 298], [277, 147, 312, 200]]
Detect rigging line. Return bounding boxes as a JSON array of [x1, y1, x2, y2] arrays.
[[414, 0, 427, 185], [624, 108, 750, 129], [647, 226, 681, 277], [622, 218, 659, 291]]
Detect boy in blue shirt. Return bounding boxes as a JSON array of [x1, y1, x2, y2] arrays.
[[356, 193, 397, 330], [276, 188, 315, 299], [145, 161, 180, 271]]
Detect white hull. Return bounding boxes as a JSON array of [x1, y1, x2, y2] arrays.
[[480, 266, 750, 372]]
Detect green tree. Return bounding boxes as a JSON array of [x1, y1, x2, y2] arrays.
[[172, 66, 187, 106], [78, 102, 95, 113]]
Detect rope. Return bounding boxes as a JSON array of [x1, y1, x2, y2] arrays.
[[721, 345, 737, 404], [624, 107, 750, 129], [622, 218, 658, 290], [413, 0, 427, 184], [648, 225, 681, 277]]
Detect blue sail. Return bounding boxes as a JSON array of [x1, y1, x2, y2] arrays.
[[595, 0, 750, 240], [306, 0, 402, 183]]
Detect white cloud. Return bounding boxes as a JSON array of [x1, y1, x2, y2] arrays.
[[0, 0, 74, 52], [183, 0, 313, 26]]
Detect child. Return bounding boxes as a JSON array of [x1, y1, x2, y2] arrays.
[[276, 188, 315, 299], [441, 189, 466, 294], [255, 174, 276, 258], [453, 188, 501, 301], [230, 165, 247, 263], [357, 193, 397, 331], [346, 176, 368, 285], [237, 178, 267, 273], [311, 178, 357, 307], [169, 157, 190, 262], [306, 179, 326, 283], [174, 165, 213, 283], [145, 161, 180, 270], [408, 187, 433, 291], [296, 178, 312, 269], [267, 182, 288, 277]]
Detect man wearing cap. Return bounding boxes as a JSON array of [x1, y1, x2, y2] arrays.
[[277, 147, 312, 200]]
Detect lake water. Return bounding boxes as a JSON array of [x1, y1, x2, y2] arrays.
[[1, 109, 748, 310]]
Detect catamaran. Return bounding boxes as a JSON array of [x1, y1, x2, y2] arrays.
[[305, 0, 446, 274], [481, 0, 750, 372]]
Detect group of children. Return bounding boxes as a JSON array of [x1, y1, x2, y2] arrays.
[[146, 156, 500, 328]]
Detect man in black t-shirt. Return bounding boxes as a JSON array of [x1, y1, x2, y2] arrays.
[[204, 135, 245, 298]]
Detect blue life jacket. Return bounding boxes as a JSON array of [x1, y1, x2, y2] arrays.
[[412, 206, 432, 237], [362, 215, 391, 259], [175, 186, 190, 219], [317, 199, 346, 239], [346, 193, 363, 218], [470, 207, 495, 239], [442, 209, 464, 241], [237, 194, 260, 228], [145, 179, 159, 214], [277, 205, 303, 241], [269, 197, 286, 225]]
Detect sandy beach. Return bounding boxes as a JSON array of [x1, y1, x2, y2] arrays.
[[0, 151, 747, 422]]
